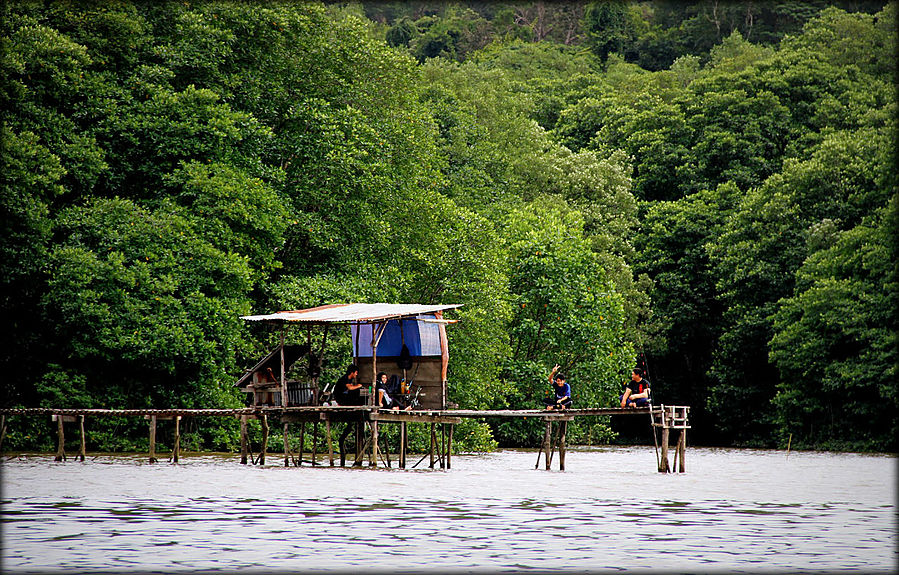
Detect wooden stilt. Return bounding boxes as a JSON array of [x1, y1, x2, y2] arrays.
[[312, 421, 318, 466], [354, 421, 363, 466], [148, 415, 157, 464], [339, 422, 351, 466], [299, 421, 307, 465], [439, 423, 445, 469], [429, 423, 437, 469], [369, 420, 378, 467], [55, 415, 66, 462], [559, 420, 567, 471], [283, 422, 291, 467], [659, 427, 670, 473], [383, 424, 391, 468], [260, 414, 269, 465], [399, 422, 406, 468], [172, 416, 180, 463], [544, 421, 552, 470], [678, 429, 686, 473], [240, 415, 248, 465], [325, 418, 335, 467], [446, 424, 453, 470], [0, 415, 7, 452], [78, 415, 86, 462]]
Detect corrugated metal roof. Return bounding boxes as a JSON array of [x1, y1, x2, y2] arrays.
[[241, 303, 462, 324]]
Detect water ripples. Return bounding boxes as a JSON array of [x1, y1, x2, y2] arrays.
[[2, 448, 896, 572]]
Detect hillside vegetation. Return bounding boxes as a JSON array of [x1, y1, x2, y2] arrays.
[[2, 1, 895, 452]]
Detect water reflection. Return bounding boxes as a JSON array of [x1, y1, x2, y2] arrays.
[[2, 447, 896, 572]]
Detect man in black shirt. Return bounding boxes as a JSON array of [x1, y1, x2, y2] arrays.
[[335, 364, 363, 406], [621, 368, 651, 408]]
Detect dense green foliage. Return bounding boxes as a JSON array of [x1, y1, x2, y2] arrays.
[[2, 1, 895, 453]]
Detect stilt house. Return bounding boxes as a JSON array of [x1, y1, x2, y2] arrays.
[[237, 303, 461, 410]]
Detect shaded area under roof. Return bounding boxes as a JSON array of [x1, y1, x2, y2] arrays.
[[240, 303, 462, 324]]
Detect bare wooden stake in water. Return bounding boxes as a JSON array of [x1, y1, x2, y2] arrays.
[[172, 415, 181, 463]]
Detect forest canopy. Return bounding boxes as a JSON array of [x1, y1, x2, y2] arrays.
[[2, 1, 896, 452]]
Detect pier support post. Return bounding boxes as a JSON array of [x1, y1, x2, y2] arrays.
[[446, 424, 453, 470], [78, 415, 86, 462], [559, 420, 567, 471], [148, 415, 157, 464], [369, 420, 378, 467], [54, 415, 66, 462], [544, 421, 552, 470], [283, 422, 291, 467], [239, 415, 248, 465], [658, 427, 670, 473], [312, 421, 318, 466], [260, 414, 269, 465], [325, 418, 334, 466], [399, 422, 406, 469], [172, 416, 180, 463], [677, 429, 686, 473], [429, 423, 437, 469]]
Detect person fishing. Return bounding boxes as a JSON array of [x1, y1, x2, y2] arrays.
[[543, 364, 572, 410]]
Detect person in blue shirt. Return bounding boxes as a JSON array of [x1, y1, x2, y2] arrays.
[[543, 364, 572, 410]]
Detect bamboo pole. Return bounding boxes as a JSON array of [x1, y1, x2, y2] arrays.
[[240, 415, 248, 465], [148, 415, 157, 464], [78, 415, 86, 462], [55, 415, 65, 462]]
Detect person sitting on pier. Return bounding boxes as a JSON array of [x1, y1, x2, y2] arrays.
[[621, 368, 651, 408], [544, 364, 572, 410], [376, 372, 411, 410], [335, 364, 363, 406]]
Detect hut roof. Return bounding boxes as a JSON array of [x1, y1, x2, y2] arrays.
[[241, 303, 462, 325]]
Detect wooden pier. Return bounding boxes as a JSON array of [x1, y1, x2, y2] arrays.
[[0, 404, 689, 472]]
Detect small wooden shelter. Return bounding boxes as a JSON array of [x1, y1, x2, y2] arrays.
[[238, 303, 461, 410]]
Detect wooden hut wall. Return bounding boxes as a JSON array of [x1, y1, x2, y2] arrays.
[[355, 356, 445, 409]]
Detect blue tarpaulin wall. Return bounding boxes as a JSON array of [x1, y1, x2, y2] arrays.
[[351, 315, 442, 357]]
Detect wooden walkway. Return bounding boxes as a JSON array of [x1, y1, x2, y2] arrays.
[[0, 404, 689, 472]]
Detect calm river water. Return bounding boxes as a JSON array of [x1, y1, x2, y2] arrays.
[[2, 446, 896, 573]]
